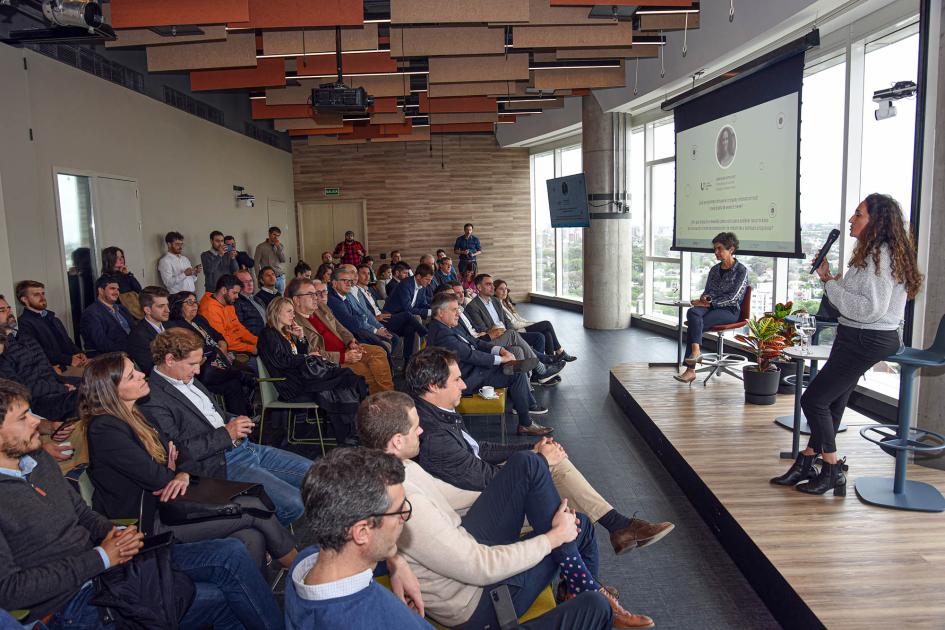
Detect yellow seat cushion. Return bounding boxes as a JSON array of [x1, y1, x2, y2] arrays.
[[455, 388, 506, 415], [375, 576, 555, 628]]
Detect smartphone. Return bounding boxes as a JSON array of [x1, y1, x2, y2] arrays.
[[139, 531, 174, 554], [489, 585, 518, 630]]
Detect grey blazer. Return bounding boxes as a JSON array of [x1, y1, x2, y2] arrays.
[[139, 370, 236, 479], [463, 295, 513, 333]]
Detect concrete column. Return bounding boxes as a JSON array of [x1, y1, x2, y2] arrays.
[[917, 0, 945, 470], [582, 95, 633, 329]]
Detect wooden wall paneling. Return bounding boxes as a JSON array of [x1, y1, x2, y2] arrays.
[[512, 23, 633, 48], [296, 52, 397, 77], [427, 96, 497, 113], [265, 85, 313, 105], [370, 111, 407, 124], [532, 63, 625, 89], [639, 12, 700, 31], [146, 32, 257, 72], [556, 46, 658, 59], [428, 54, 529, 83], [389, 26, 505, 57], [428, 81, 527, 98], [429, 112, 499, 124], [229, 0, 363, 29], [306, 136, 368, 145], [390, 0, 529, 24], [106, 25, 227, 48], [190, 57, 286, 90], [292, 136, 532, 299], [109, 0, 249, 28]]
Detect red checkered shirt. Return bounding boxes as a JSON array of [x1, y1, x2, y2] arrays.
[[333, 240, 365, 266]]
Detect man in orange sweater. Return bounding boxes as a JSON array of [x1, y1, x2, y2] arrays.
[[199, 274, 258, 354]]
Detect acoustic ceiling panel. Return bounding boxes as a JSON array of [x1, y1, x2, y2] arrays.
[[349, 75, 413, 97], [109, 0, 248, 28], [639, 12, 700, 31], [512, 23, 633, 48], [556, 46, 658, 59], [265, 85, 312, 105], [431, 122, 496, 133], [296, 52, 397, 77], [429, 54, 529, 83], [289, 124, 355, 136], [517, 0, 604, 26], [370, 97, 400, 113], [532, 63, 625, 90], [502, 98, 564, 110], [307, 136, 370, 145], [429, 112, 499, 124], [190, 57, 286, 90], [428, 81, 527, 98], [427, 96, 497, 113], [252, 101, 312, 119], [274, 115, 344, 130], [229, 0, 363, 29], [146, 32, 256, 72], [371, 126, 432, 142], [550, 0, 692, 4], [304, 24, 379, 52], [389, 26, 505, 57], [106, 25, 227, 48], [370, 111, 407, 124], [391, 0, 528, 24]]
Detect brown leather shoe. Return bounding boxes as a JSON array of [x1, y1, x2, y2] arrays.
[[610, 518, 675, 554], [599, 586, 654, 628], [517, 423, 554, 436]]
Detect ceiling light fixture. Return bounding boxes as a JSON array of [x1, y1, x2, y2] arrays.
[[528, 61, 622, 70], [258, 48, 385, 59], [495, 97, 559, 103], [364, 18, 392, 24]]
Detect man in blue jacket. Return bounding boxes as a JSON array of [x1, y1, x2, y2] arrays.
[[79, 276, 133, 355], [380, 264, 434, 366]]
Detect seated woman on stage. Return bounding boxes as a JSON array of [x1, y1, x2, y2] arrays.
[[257, 297, 368, 446], [674, 232, 748, 384], [771, 193, 922, 495], [494, 279, 576, 362], [166, 291, 253, 415], [82, 352, 298, 571]]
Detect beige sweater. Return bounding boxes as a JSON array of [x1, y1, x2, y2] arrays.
[[398, 460, 552, 627]]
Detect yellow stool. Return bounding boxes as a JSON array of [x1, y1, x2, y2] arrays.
[[456, 388, 507, 444], [375, 576, 555, 628]]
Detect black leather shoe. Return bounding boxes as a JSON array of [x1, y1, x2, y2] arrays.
[[770, 453, 819, 486], [796, 457, 846, 496]]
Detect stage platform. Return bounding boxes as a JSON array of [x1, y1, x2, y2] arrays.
[[610, 363, 945, 630]]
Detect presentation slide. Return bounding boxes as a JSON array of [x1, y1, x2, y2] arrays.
[[674, 92, 799, 254], [547, 174, 590, 228]]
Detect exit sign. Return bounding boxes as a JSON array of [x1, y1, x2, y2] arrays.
[[324, 187, 341, 197]]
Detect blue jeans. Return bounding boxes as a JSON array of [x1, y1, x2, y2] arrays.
[[226, 440, 312, 525], [45, 539, 283, 630], [520, 331, 547, 356], [458, 451, 603, 629], [685, 305, 739, 356]]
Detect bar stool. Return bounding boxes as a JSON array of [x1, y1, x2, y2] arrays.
[[696, 287, 754, 385], [856, 315, 945, 512]]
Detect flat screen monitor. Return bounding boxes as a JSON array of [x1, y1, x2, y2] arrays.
[[546, 173, 590, 229]]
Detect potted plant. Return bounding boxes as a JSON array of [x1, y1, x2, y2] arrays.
[[767, 302, 803, 393], [735, 315, 787, 405]]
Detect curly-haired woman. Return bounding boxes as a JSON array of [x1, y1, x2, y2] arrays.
[[771, 194, 923, 495]]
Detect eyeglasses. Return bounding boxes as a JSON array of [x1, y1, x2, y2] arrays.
[[181, 299, 198, 306], [0, 307, 10, 313], [338, 278, 356, 285], [368, 498, 412, 523], [314, 290, 328, 297], [295, 292, 317, 298]]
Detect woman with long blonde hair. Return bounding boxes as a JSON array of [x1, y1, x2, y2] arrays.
[[82, 352, 298, 570], [771, 193, 923, 495]]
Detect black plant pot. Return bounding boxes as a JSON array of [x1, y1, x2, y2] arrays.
[[743, 365, 781, 405], [776, 360, 810, 394]]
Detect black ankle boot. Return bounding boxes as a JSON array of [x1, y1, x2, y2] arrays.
[[770, 453, 819, 486], [796, 457, 847, 496]]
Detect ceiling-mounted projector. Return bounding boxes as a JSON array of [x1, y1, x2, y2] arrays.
[[42, 0, 103, 31], [312, 83, 374, 113], [3, 0, 115, 43]]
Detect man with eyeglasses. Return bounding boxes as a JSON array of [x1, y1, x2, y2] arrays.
[[288, 278, 394, 394], [286, 445, 428, 629], [327, 266, 398, 356]]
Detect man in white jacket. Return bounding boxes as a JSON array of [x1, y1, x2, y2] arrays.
[[356, 391, 654, 629]]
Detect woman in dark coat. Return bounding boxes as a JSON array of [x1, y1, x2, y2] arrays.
[[257, 297, 367, 446]]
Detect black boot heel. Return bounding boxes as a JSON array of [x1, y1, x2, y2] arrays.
[[834, 481, 847, 497], [797, 457, 847, 496], [770, 453, 818, 486]]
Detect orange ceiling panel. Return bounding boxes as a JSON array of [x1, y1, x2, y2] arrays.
[[369, 97, 399, 113], [289, 124, 355, 136], [427, 96, 497, 114], [551, 0, 690, 4], [296, 52, 397, 77], [431, 122, 495, 133], [230, 0, 363, 29], [347, 124, 402, 139], [380, 122, 414, 135], [190, 58, 286, 91], [252, 101, 314, 119], [110, 0, 249, 28]]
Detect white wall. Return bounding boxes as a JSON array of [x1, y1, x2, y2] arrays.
[[0, 44, 295, 319]]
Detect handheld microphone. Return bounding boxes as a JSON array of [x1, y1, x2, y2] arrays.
[[809, 229, 842, 275]]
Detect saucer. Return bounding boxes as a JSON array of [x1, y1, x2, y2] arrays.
[[478, 393, 500, 400]]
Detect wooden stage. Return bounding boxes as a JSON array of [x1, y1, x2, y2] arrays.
[[610, 363, 945, 630]]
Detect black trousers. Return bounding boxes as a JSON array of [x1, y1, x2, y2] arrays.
[[801, 325, 900, 453], [524, 320, 562, 353]]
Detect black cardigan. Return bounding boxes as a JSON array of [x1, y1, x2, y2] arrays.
[[86, 413, 194, 530], [257, 326, 314, 401]]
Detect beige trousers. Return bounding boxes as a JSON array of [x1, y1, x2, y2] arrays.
[[550, 458, 613, 522]]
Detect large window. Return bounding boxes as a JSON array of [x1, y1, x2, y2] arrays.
[[530, 144, 585, 299]]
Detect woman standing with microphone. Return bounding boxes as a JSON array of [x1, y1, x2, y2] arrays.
[[772, 193, 923, 495]]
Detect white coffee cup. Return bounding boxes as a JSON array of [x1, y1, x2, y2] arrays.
[[479, 386, 496, 398], [60, 441, 74, 458]]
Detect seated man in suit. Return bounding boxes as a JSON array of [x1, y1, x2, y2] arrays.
[[233, 269, 267, 337], [126, 286, 169, 374], [0, 296, 77, 421], [426, 292, 552, 436], [327, 266, 397, 354], [382, 264, 436, 367], [408, 347, 674, 556], [386, 261, 411, 297], [289, 277, 394, 394], [79, 276, 133, 355], [139, 328, 312, 526], [14, 280, 87, 372], [198, 274, 257, 355]]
